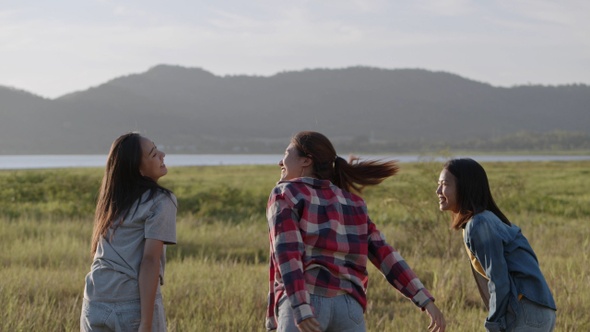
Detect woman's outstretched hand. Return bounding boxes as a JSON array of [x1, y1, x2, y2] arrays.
[[424, 301, 446, 332]]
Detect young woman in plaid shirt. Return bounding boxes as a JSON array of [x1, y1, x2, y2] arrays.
[[266, 131, 445, 332]]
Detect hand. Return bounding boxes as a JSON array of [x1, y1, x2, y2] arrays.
[[424, 301, 446, 332], [138, 322, 152, 332], [297, 317, 321, 332]]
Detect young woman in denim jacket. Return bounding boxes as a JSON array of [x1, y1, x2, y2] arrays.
[[436, 158, 556, 332]]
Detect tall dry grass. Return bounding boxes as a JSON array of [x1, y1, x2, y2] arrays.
[[0, 161, 588, 331]]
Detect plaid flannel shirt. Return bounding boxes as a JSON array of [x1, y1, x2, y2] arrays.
[[265, 177, 434, 330]]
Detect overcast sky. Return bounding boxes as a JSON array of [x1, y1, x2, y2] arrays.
[[1, 0, 589, 98]]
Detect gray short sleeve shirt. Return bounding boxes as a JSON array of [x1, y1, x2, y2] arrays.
[[84, 190, 177, 302]]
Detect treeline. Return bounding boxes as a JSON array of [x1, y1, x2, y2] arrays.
[[449, 130, 590, 152], [321, 130, 590, 154], [158, 130, 590, 154]]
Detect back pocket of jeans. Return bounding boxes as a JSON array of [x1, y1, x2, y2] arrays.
[[521, 299, 550, 328], [115, 301, 141, 331], [345, 295, 364, 325], [81, 300, 112, 328]]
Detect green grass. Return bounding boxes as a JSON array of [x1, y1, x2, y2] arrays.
[[1, 161, 589, 331]]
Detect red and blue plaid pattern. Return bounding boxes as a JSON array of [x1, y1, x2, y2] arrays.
[[266, 177, 434, 330]]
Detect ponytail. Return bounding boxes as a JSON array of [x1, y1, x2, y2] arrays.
[[292, 131, 398, 194], [333, 155, 398, 194]]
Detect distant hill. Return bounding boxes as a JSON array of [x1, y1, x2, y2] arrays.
[[1, 65, 589, 154]]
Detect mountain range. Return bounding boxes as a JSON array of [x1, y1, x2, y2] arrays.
[[1, 65, 589, 154]]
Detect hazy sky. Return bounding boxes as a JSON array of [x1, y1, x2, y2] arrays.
[[1, 0, 589, 98]]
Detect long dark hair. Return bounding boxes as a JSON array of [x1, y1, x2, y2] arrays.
[[291, 131, 398, 193], [443, 158, 510, 230], [91, 132, 172, 255]]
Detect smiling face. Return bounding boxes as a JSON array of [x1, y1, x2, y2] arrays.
[[139, 137, 167, 182], [278, 143, 312, 181], [436, 168, 460, 213]]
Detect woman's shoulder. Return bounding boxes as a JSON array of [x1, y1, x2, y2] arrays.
[[472, 210, 495, 221], [465, 211, 502, 233], [272, 179, 297, 193], [273, 178, 314, 194], [269, 180, 301, 201], [148, 191, 177, 220], [271, 178, 337, 201], [148, 189, 177, 206], [345, 190, 365, 203]]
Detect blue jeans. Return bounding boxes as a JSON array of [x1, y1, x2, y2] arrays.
[[277, 294, 366, 332], [505, 297, 556, 332], [80, 295, 166, 332]]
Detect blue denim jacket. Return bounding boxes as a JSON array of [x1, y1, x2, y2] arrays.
[[464, 210, 556, 332]]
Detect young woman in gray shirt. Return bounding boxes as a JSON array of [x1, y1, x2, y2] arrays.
[[81, 132, 177, 332]]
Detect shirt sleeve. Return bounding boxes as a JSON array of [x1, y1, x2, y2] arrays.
[[465, 217, 511, 332], [266, 186, 314, 326], [367, 216, 434, 309], [145, 192, 177, 245], [266, 242, 278, 331]]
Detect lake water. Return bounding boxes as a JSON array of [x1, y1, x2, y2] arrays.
[[0, 154, 589, 170]]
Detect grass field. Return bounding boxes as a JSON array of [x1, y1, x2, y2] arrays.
[[1, 160, 588, 331]]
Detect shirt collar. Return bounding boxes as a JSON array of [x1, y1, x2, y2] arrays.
[[278, 177, 332, 188]]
